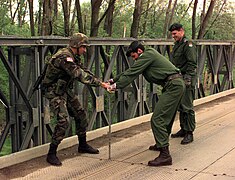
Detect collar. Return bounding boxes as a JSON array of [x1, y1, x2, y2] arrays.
[[68, 47, 81, 63], [175, 36, 187, 45]]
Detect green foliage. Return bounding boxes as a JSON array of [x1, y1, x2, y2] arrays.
[[0, 61, 9, 97], [0, 0, 11, 35], [53, 12, 68, 36], [4, 23, 31, 36], [0, 59, 9, 123], [205, 12, 235, 40], [0, 136, 11, 156]]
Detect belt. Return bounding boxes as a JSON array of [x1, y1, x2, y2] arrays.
[[166, 73, 182, 81]]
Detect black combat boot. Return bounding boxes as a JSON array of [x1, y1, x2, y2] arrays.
[[148, 146, 172, 166], [46, 143, 62, 166], [78, 136, 99, 154], [171, 129, 186, 138], [149, 144, 160, 151], [181, 131, 194, 144]]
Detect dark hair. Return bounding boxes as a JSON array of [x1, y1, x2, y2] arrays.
[[126, 41, 145, 57], [168, 23, 183, 32]]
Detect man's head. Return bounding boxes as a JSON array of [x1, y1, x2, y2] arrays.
[[126, 41, 145, 60], [69, 33, 90, 55], [168, 23, 185, 42]]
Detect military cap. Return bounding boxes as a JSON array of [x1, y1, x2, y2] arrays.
[[126, 41, 143, 57], [69, 33, 90, 48], [168, 23, 183, 32]]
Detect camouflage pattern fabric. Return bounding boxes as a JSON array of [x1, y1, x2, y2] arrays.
[[42, 47, 101, 145]]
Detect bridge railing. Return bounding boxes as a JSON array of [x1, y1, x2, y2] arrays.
[[0, 37, 234, 154]]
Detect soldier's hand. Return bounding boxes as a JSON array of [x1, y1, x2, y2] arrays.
[[107, 83, 116, 92], [183, 74, 191, 87], [106, 78, 114, 84], [101, 82, 110, 89]]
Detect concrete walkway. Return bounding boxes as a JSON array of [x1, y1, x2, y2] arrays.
[[4, 89, 235, 180]]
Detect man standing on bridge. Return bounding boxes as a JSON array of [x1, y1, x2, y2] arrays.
[[42, 33, 107, 166], [104, 41, 185, 166], [168, 23, 197, 144]]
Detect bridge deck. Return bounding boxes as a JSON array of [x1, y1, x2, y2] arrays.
[[1, 92, 235, 180]]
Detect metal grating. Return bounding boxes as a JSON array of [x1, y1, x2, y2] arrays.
[[12, 96, 235, 180]]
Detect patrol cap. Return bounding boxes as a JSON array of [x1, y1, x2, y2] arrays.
[[126, 41, 144, 57], [168, 23, 183, 32], [69, 33, 90, 48]]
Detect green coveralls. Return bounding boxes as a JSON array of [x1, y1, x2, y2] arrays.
[[113, 48, 185, 147], [171, 37, 197, 132]]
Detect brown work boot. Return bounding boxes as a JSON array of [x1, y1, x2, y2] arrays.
[[148, 146, 172, 166], [46, 144, 62, 166], [181, 131, 194, 144], [171, 129, 186, 138], [78, 136, 99, 154], [149, 144, 160, 151]]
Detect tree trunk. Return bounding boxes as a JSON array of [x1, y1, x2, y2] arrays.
[[37, 0, 42, 35], [104, 0, 115, 36], [204, 0, 227, 37], [90, 0, 102, 37], [75, 0, 84, 33], [162, 0, 172, 38], [53, 0, 58, 35], [61, 0, 70, 36], [167, 0, 178, 39], [91, 0, 116, 37], [192, 0, 198, 39], [70, 6, 76, 35], [140, 0, 151, 36], [28, 0, 35, 36], [198, 0, 216, 39], [41, 0, 51, 35], [130, 0, 143, 38]]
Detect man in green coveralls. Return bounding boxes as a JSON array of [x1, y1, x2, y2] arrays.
[[169, 23, 197, 144], [42, 33, 107, 166], [105, 41, 185, 166]]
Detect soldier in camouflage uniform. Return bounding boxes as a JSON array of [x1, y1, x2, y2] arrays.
[[105, 41, 185, 167], [42, 33, 107, 166], [168, 23, 197, 144]]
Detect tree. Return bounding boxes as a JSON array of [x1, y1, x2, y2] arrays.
[[90, 0, 116, 37], [104, 0, 115, 36], [17, 0, 27, 27], [198, 0, 217, 39], [167, 0, 178, 38], [162, 0, 172, 38], [28, 0, 35, 36], [203, 0, 227, 38], [90, 0, 102, 36], [61, 0, 70, 36], [192, 0, 198, 39], [130, 0, 143, 38], [140, 0, 151, 36], [41, 0, 52, 35], [75, 0, 84, 33]]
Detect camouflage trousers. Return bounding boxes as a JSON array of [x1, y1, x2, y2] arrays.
[[45, 89, 88, 145]]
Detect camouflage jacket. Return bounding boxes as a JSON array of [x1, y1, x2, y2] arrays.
[[42, 47, 101, 94]]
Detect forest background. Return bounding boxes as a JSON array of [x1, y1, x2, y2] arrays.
[[0, 0, 235, 39]]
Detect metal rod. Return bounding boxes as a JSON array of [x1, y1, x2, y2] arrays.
[[108, 93, 111, 159]]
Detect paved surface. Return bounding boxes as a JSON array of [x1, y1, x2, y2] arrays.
[[6, 93, 235, 180]]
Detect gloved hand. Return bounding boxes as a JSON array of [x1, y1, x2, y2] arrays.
[[183, 74, 192, 87], [106, 78, 114, 84]]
